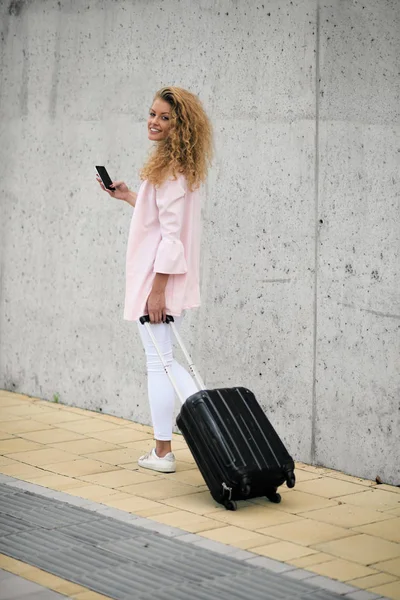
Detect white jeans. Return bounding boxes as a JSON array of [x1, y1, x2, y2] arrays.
[[137, 315, 198, 441]]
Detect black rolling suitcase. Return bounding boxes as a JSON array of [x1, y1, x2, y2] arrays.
[[140, 316, 295, 511]]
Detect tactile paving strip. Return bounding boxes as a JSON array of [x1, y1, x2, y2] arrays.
[[0, 482, 350, 600]]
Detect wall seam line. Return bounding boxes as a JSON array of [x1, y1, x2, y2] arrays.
[[311, 0, 321, 465]]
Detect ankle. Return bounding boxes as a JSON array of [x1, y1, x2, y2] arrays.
[[155, 440, 172, 458]]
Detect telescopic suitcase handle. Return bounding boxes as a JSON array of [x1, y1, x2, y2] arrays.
[[139, 315, 206, 404]]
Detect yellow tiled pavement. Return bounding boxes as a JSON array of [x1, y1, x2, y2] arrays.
[[252, 540, 318, 561], [350, 572, 399, 589], [369, 582, 400, 600], [118, 478, 201, 499], [295, 477, 369, 498], [0, 418, 53, 433], [19, 428, 86, 444], [160, 489, 227, 515], [336, 489, 400, 511], [256, 518, 357, 546], [288, 552, 344, 568], [51, 438, 122, 454], [150, 509, 227, 533], [252, 489, 339, 513], [0, 438, 44, 453], [372, 557, 400, 577], [355, 517, 400, 543], [43, 458, 119, 477], [85, 427, 151, 444], [0, 461, 51, 478], [24, 473, 93, 490], [386, 507, 400, 517], [299, 503, 394, 527], [314, 534, 400, 565], [0, 390, 399, 599], [198, 525, 277, 549], [78, 468, 157, 487], [306, 558, 379, 580], [6, 448, 80, 466]]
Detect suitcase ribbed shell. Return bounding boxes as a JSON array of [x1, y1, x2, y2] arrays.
[[176, 387, 295, 509]]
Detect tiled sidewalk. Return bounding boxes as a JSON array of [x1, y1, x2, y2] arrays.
[[0, 390, 399, 600], [0, 482, 357, 600]]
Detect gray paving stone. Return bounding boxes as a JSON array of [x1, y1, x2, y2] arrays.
[[0, 504, 87, 530], [198, 568, 325, 600], [344, 591, 385, 600], [0, 481, 20, 491], [28, 487, 69, 499], [0, 477, 14, 486], [245, 555, 296, 572], [81, 499, 106, 508], [25, 487, 70, 500], [102, 512, 140, 525], [129, 518, 184, 537], [306, 575, 358, 595], [0, 528, 77, 557], [57, 544, 130, 569], [224, 549, 256, 560], [310, 592, 359, 600], [59, 518, 145, 544], [0, 576, 44, 599], [2, 481, 46, 495], [79, 561, 187, 598], [84, 504, 119, 514], [0, 569, 15, 582], [120, 515, 154, 527], [0, 513, 35, 536], [22, 487, 92, 508], [283, 568, 318, 581], [22, 592, 66, 600], [191, 538, 238, 554], [100, 536, 245, 582], [57, 496, 94, 507], [173, 532, 202, 543], [0, 491, 92, 529]]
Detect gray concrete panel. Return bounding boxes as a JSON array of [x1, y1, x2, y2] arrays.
[[318, 0, 400, 125], [316, 0, 400, 483]]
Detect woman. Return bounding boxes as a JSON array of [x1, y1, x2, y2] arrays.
[[97, 87, 213, 473]]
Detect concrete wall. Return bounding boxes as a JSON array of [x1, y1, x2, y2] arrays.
[[0, 0, 399, 484]]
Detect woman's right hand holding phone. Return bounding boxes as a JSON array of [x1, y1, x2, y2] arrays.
[[96, 176, 137, 207]]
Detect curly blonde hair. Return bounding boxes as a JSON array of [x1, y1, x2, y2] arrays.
[[140, 87, 213, 191]]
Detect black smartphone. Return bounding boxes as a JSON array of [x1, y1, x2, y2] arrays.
[[95, 166, 115, 190]]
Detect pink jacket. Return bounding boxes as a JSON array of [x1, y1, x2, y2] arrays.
[[124, 174, 201, 321]]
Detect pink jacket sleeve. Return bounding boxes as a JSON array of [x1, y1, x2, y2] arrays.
[[154, 178, 188, 274]]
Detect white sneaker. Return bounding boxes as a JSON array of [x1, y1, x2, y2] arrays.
[[138, 448, 176, 473]]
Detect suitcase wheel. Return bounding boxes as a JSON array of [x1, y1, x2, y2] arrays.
[[286, 470, 296, 489], [224, 499, 237, 511], [241, 484, 251, 497], [266, 489, 282, 504], [240, 478, 251, 497]]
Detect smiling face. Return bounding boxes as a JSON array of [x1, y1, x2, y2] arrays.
[[148, 97, 173, 141]]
